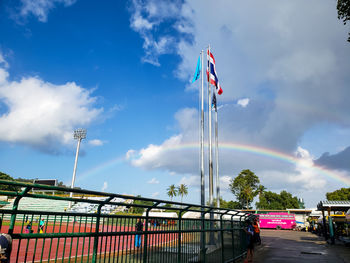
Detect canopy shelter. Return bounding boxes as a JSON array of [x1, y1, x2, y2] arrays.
[[317, 200, 350, 213], [317, 200, 350, 243]]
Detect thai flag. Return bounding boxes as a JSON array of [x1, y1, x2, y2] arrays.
[[207, 50, 223, 95]]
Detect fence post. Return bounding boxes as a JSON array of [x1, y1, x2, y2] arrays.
[[177, 206, 191, 263], [177, 211, 182, 263], [202, 208, 212, 262], [240, 215, 246, 256], [220, 210, 229, 263], [230, 214, 235, 261], [9, 187, 31, 235], [200, 209, 206, 263], [143, 208, 150, 262], [92, 196, 113, 263], [143, 201, 160, 262]]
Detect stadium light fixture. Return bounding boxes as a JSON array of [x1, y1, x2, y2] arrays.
[[69, 128, 87, 209]]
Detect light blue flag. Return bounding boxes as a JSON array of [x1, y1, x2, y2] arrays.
[[191, 56, 201, 83]]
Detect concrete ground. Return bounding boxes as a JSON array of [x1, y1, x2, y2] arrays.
[[239, 229, 350, 263]]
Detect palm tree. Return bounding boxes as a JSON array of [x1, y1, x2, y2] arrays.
[[256, 185, 266, 201], [167, 184, 177, 201], [243, 186, 254, 209], [177, 184, 188, 203]]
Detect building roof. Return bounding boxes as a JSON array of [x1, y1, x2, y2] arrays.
[[317, 200, 350, 212]]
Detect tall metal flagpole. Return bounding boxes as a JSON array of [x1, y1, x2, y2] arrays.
[[200, 49, 206, 261], [208, 45, 215, 246], [200, 49, 205, 209], [208, 46, 214, 208], [214, 100, 220, 208]]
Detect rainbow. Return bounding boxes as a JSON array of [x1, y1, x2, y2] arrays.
[[77, 156, 124, 183], [78, 142, 350, 186], [161, 142, 350, 186]]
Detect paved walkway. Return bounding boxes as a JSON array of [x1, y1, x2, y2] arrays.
[[242, 229, 350, 263]]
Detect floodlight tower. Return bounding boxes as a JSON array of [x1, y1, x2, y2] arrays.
[[69, 128, 87, 208]]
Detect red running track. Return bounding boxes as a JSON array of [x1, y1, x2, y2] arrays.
[[2, 224, 178, 262]]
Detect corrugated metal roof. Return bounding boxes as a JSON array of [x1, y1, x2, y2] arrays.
[[317, 200, 350, 211], [321, 200, 350, 206]]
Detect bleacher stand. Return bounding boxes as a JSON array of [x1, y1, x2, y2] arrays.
[[70, 197, 127, 214], [1, 197, 69, 213]]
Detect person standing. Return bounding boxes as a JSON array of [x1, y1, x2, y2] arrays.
[[253, 218, 261, 245], [25, 221, 32, 234], [135, 218, 143, 248], [39, 219, 45, 234], [244, 220, 255, 263]]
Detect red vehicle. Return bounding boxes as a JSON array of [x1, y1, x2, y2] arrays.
[[258, 212, 296, 230]]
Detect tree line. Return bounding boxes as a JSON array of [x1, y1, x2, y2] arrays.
[[229, 169, 350, 209], [165, 169, 349, 209], [0, 171, 74, 192], [228, 169, 303, 210]]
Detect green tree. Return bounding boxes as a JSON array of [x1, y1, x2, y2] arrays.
[[326, 188, 350, 200], [229, 169, 260, 209], [208, 197, 242, 209], [16, 177, 34, 183], [0, 172, 20, 191], [131, 195, 154, 214], [256, 190, 300, 210], [225, 200, 242, 209], [177, 184, 188, 203], [337, 0, 350, 42], [167, 184, 177, 201]]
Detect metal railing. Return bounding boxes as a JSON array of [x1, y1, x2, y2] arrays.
[[0, 180, 253, 263]]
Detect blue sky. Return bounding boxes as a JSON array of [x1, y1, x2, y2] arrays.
[[0, 0, 350, 208]]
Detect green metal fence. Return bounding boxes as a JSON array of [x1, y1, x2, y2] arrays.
[[0, 180, 253, 263]]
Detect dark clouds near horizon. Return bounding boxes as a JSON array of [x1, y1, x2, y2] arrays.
[[315, 146, 350, 172]]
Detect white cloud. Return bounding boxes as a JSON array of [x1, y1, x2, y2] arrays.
[[128, 0, 184, 65], [126, 108, 200, 174], [148, 177, 159, 184], [237, 98, 249, 108], [287, 147, 327, 190], [151, 191, 159, 198], [220, 176, 231, 189], [88, 139, 104, 146], [131, 14, 154, 31], [179, 175, 199, 187], [127, 134, 197, 172], [126, 149, 137, 160], [0, 56, 103, 153], [142, 36, 175, 66], [0, 54, 9, 68], [0, 68, 9, 85], [101, 181, 108, 192], [19, 0, 76, 22]]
